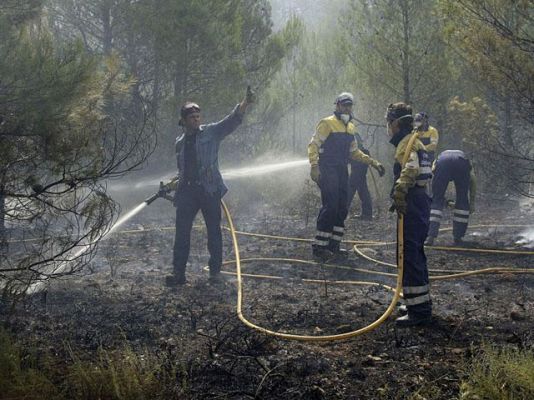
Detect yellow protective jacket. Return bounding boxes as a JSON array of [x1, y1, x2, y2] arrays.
[[392, 133, 433, 199], [417, 125, 439, 158], [308, 115, 380, 168]]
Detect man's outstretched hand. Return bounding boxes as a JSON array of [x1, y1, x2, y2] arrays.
[[239, 85, 255, 114]]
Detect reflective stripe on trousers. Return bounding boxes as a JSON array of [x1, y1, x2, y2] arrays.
[[314, 230, 331, 247], [428, 208, 442, 238], [331, 226, 344, 242], [453, 208, 469, 239]]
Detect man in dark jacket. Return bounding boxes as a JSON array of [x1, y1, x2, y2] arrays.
[[387, 102, 433, 327], [165, 87, 253, 286]]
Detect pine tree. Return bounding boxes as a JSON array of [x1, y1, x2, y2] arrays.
[[0, 0, 155, 293]]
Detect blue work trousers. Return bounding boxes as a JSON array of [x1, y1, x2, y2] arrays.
[[315, 164, 349, 250], [400, 187, 432, 317], [429, 158, 470, 239]]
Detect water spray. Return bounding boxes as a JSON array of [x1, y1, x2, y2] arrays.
[[143, 159, 308, 204], [22, 159, 308, 295]]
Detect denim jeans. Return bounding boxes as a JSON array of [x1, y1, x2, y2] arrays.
[[173, 184, 222, 275]]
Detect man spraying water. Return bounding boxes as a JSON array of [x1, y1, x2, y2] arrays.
[[163, 87, 254, 286]]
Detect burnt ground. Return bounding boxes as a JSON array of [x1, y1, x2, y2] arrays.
[[2, 193, 534, 399]]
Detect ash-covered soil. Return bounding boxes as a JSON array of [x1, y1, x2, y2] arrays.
[[3, 195, 533, 399]]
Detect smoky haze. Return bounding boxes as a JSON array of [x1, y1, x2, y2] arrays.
[[1, 1, 533, 293]]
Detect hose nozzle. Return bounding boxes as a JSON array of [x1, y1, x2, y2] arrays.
[[145, 192, 160, 205], [145, 178, 177, 205]]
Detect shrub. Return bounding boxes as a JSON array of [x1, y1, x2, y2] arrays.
[[460, 345, 534, 400]]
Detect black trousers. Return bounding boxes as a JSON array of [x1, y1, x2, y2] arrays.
[[173, 184, 222, 276], [348, 162, 372, 217]]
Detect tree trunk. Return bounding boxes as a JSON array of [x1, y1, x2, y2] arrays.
[[101, 0, 113, 56], [0, 185, 6, 256], [401, 0, 411, 104]]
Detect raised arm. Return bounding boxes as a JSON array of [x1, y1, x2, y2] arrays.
[[212, 86, 254, 140]]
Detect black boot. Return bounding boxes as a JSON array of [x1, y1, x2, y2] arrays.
[[312, 245, 333, 261], [329, 242, 348, 258], [453, 237, 465, 246], [395, 313, 432, 327], [165, 270, 186, 286], [397, 304, 408, 316], [208, 270, 227, 285]]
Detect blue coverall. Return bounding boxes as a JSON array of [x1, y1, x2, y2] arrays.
[[390, 127, 433, 317], [308, 115, 381, 252], [428, 150, 473, 241]]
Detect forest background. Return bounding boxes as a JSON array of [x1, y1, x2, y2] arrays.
[[0, 0, 533, 287]]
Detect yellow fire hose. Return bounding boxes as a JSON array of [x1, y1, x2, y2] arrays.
[[221, 132, 413, 341], [221, 200, 405, 341], [218, 133, 533, 341]]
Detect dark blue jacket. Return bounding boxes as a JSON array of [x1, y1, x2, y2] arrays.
[[175, 105, 242, 197]]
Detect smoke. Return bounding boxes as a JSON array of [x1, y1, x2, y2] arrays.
[[270, 0, 343, 31]]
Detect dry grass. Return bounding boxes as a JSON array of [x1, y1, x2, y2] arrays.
[[0, 328, 186, 400], [459, 344, 534, 400]]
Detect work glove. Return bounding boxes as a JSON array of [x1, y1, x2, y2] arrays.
[[310, 165, 320, 184], [161, 177, 178, 194], [373, 163, 386, 177], [391, 190, 407, 214]]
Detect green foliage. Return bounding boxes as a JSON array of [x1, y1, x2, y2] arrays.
[[459, 345, 534, 400], [0, 328, 184, 400], [438, 0, 534, 195], [446, 96, 508, 192], [0, 2, 135, 182], [447, 96, 499, 151], [0, 1, 154, 288], [341, 0, 453, 116], [252, 25, 351, 156], [66, 345, 181, 400], [440, 0, 534, 112], [0, 329, 61, 399], [75, 0, 304, 163]]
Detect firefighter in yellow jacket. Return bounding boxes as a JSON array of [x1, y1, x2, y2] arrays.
[[387, 102, 433, 327], [308, 92, 385, 259], [414, 112, 439, 162]]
